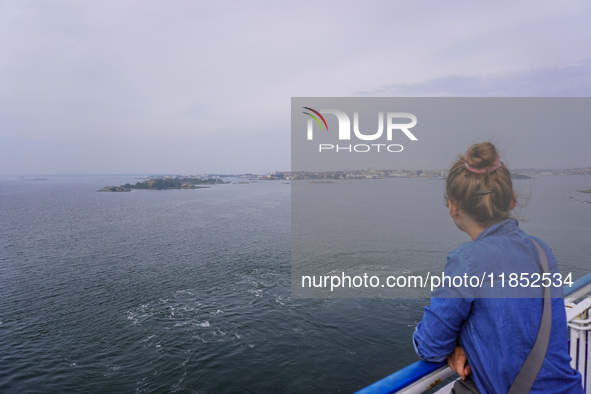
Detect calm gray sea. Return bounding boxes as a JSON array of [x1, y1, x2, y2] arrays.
[[0, 175, 589, 393]]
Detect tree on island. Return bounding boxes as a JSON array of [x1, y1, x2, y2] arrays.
[[120, 177, 224, 190]]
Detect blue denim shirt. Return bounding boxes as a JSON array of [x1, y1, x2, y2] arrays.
[[413, 219, 583, 393]]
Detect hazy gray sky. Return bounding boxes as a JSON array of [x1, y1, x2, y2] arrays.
[[1, 1, 590, 175]]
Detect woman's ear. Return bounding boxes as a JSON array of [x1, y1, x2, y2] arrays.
[[448, 200, 459, 219]]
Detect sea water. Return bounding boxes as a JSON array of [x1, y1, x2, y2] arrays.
[[0, 175, 589, 393]]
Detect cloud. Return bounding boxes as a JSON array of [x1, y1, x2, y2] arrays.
[[356, 59, 591, 97]]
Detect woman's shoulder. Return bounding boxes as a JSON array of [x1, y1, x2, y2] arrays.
[[447, 226, 558, 274], [447, 238, 493, 262], [445, 243, 477, 275], [445, 241, 499, 276]]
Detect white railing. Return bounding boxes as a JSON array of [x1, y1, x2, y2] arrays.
[[566, 287, 591, 393]]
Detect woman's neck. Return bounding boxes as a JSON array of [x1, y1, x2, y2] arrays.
[[464, 221, 487, 241], [454, 209, 487, 241]]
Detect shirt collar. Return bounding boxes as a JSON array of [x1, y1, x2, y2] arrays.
[[474, 218, 518, 241]]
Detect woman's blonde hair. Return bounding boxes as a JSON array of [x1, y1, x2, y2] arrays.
[[446, 142, 514, 226]]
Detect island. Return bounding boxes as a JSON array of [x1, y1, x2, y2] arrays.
[[511, 173, 533, 180], [99, 177, 225, 191], [98, 186, 131, 192]]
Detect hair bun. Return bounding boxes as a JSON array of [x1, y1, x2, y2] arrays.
[[465, 142, 499, 170]]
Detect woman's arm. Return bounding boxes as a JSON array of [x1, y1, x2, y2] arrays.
[[412, 295, 472, 362], [413, 248, 473, 362]]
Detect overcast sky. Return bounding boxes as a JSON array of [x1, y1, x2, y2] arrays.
[[1, 1, 590, 175]]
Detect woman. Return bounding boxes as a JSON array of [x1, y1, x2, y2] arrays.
[[413, 142, 583, 393]]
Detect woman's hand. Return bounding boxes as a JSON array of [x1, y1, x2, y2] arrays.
[[447, 346, 472, 380]]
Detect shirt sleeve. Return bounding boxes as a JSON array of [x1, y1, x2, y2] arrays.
[[413, 247, 473, 362]]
